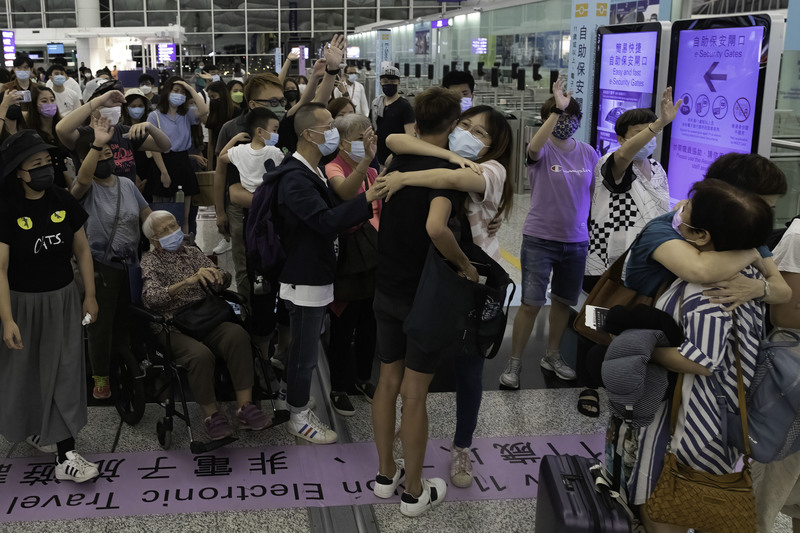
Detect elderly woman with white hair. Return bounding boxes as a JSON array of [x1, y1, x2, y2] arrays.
[[140, 210, 271, 440], [322, 112, 381, 416]]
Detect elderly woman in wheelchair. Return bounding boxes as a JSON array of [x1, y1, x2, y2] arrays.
[[140, 210, 271, 440]]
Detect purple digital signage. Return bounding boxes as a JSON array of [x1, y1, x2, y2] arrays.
[[665, 23, 767, 200], [594, 30, 658, 155], [157, 43, 176, 62], [471, 38, 488, 55], [2, 31, 15, 68]]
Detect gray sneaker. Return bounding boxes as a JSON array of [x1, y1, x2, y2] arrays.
[[499, 357, 522, 390], [540, 351, 577, 381]]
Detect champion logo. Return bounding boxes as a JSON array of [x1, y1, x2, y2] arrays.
[[551, 165, 562, 172], [550, 165, 592, 174]]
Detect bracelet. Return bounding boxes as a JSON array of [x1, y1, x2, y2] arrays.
[[90, 144, 103, 151], [325, 67, 341, 75], [551, 107, 564, 115], [648, 123, 662, 134]]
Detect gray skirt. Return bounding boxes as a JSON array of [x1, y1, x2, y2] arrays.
[[0, 282, 87, 445]]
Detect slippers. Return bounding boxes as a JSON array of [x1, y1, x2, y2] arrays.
[[577, 388, 600, 418]]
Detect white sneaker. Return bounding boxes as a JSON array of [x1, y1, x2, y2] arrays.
[[374, 459, 406, 499], [286, 408, 337, 444], [450, 443, 473, 488], [400, 477, 447, 517], [540, 350, 577, 380], [499, 357, 522, 389], [26, 434, 57, 454], [55, 451, 99, 483], [213, 238, 232, 255]]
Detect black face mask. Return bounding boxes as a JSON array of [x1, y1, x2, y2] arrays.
[[23, 165, 54, 191], [6, 105, 21, 121], [381, 84, 398, 97], [284, 90, 299, 102], [209, 98, 223, 110], [94, 158, 115, 179]]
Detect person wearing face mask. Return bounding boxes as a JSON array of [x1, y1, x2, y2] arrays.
[[56, 85, 172, 188], [333, 65, 369, 117], [147, 76, 209, 234], [379, 105, 513, 488], [227, 80, 245, 116], [45, 64, 82, 117], [262, 102, 386, 445], [370, 65, 415, 166], [498, 78, 599, 391], [69, 115, 152, 401], [10, 54, 34, 101], [322, 113, 380, 416], [442, 70, 475, 114], [0, 87, 27, 144], [122, 89, 159, 201], [0, 129, 99, 483], [26, 86, 76, 189], [219, 107, 283, 194], [283, 79, 300, 111], [585, 90, 681, 289], [137, 74, 160, 110], [139, 210, 273, 441], [296, 75, 309, 95]]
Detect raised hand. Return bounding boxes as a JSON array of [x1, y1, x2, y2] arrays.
[[91, 115, 114, 145], [659, 86, 682, 126], [553, 78, 572, 111], [324, 34, 346, 69]]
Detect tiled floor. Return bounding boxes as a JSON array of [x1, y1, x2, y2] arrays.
[[0, 197, 794, 533]]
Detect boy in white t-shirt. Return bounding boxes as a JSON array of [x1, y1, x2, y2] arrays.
[[219, 107, 284, 193]]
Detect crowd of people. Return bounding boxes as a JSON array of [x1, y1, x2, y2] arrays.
[[0, 37, 797, 529]]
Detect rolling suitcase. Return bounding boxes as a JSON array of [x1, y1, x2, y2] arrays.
[[535, 454, 631, 532]]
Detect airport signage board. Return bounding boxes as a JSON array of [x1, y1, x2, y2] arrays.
[[157, 43, 176, 62], [592, 23, 664, 155], [2, 31, 14, 68], [663, 14, 783, 200]]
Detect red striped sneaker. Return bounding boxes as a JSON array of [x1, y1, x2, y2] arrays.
[[286, 408, 337, 444]]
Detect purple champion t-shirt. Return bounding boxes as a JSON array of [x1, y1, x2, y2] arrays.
[[522, 138, 599, 243]]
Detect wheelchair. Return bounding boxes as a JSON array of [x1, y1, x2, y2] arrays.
[[109, 249, 289, 454]]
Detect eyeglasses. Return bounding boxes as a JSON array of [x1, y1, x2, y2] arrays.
[[458, 121, 491, 143], [308, 123, 336, 134], [253, 98, 288, 108]]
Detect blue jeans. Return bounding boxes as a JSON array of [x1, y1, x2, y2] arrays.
[[520, 235, 588, 306], [454, 352, 485, 449], [285, 301, 326, 413]]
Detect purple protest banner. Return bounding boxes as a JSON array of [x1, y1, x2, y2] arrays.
[[0, 433, 603, 523]]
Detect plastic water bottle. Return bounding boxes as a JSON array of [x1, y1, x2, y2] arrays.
[[175, 185, 184, 203]]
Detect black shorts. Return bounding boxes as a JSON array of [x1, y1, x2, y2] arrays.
[[373, 290, 443, 374]]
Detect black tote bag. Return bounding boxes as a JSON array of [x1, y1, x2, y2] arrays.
[[403, 241, 514, 359]]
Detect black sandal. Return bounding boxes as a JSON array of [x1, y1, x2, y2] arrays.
[[577, 388, 600, 418]]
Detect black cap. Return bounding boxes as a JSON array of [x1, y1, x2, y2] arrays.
[[91, 78, 124, 100], [1, 130, 55, 177]]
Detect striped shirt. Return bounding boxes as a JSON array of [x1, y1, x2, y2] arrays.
[[627, 267, 763, 504]]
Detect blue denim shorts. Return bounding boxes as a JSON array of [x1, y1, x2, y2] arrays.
[[520, 235, 589, 306]]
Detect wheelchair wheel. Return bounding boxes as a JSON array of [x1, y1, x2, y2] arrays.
[[156, 417, 172, 450], [110, 350, 146, 425]]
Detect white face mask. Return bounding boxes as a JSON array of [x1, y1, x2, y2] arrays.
[[633, 137, 658, 161], [139, 85, 153, 95], [298, 83, 307, 94], [99, 106, 122, 125]]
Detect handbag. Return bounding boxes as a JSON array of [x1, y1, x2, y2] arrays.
[[645, 311, 756, 533], [574, 247, 654, 346], [403, 238, 515, 359], [724, 328, 800, 463], [170, 286, 237, 340], [333, 176, 379, 302]]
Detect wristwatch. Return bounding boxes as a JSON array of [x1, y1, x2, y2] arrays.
[[551, 107, 564, 115], [325, 67, 341, 75], [90, 144, 103, 151]]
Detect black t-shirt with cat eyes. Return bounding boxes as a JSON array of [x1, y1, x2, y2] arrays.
[[0, 186, 88, 292]]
